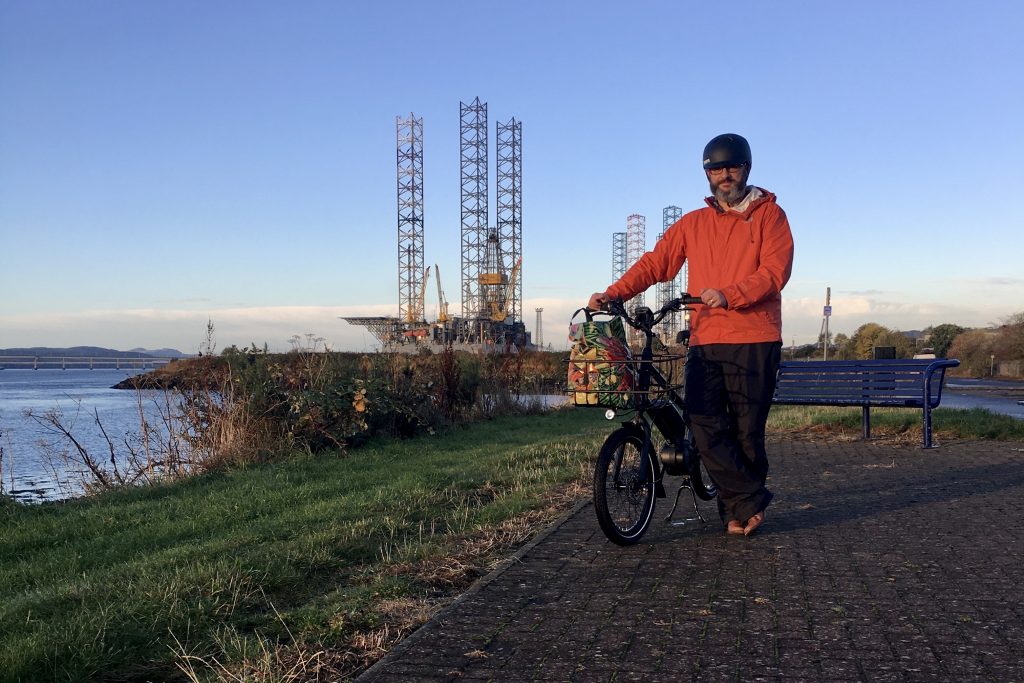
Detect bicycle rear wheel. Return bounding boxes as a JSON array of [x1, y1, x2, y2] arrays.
[[685, 432, 718, 501], [594, 427, 656, 545]]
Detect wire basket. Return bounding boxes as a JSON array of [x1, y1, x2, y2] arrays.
[[566, 353, 685, 408]]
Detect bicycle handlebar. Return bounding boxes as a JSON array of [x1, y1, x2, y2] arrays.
[[591, 294, 703, 333]]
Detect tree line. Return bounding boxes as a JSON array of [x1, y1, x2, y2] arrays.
[[801, 312, 1024, 377]]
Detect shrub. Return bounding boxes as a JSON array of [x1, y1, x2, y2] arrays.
[[47, 348, 569, 496]]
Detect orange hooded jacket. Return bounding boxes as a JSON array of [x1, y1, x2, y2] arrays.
[[605, 188, 794, 346]]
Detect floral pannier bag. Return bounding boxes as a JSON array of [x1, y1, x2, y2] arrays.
[[567, 309, 636, 408]]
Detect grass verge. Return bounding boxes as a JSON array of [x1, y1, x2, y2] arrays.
[[0, 408, 607, 682], [768, 404, 1024, 444], [3, 404, 1021, 681]]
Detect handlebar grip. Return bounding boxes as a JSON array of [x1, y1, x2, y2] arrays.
[[602, 299, 626, 314]]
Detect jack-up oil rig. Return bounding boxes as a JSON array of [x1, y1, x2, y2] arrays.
[[610, 207, 689, 347], [343, 98, 529, 350]]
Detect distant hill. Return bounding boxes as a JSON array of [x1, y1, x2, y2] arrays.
[[128, 347, 192, 358], [0, 346, 190, 358]]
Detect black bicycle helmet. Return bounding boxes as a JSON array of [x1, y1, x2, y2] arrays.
[[702, 133, 752, 170]]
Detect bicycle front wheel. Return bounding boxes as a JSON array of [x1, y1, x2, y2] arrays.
[[594, 427, 656, 545]]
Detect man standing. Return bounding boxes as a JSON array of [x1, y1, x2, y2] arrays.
[[588, 133, 794, 536]]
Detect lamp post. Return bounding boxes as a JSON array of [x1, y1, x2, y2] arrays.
[[991, 354, 996, 377]]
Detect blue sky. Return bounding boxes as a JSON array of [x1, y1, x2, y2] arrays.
[[2, 0, 1022, 353]]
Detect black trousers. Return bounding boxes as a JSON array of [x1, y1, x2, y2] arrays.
[[684, 342, 782, 523]]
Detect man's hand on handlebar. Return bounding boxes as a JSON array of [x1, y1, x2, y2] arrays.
[[590, 291, 705, 314], [700, 288, 729, 309], [587, 291, 610, 311]]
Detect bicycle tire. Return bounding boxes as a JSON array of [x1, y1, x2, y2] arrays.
[[593, 427, 656, 545], [690, 456, 718, 501], [684, 431, 718, 501]]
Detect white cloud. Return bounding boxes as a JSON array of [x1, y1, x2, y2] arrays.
[[0, 305, 396, 353], [781, 294, 1021, 345], [959, 277, 1024, 287], [3, 293, 1020, 354]]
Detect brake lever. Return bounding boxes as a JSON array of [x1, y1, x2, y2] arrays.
[[602, 299, 627, 316]]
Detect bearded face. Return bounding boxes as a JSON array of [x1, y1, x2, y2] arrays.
[[707, 164, 750, 207]]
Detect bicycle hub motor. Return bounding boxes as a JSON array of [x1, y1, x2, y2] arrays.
[[658, 440, 694, 477]]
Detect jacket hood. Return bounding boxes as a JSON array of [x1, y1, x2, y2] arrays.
[[705, 187, 777, 220]]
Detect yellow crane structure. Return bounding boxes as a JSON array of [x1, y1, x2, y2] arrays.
[[489, 257, 522, 323], [403, 267, 431, 339], [417, 266, 430, 322], [434, 264, 450, 323]]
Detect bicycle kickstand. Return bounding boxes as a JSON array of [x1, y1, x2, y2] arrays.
[[665, 478, 708, 526]]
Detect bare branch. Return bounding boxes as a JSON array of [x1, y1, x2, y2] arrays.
[[27, 407, 113, 489], [93, 408, 125, 486]]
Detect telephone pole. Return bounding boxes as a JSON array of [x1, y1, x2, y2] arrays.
[[822, 287, 832, 360]]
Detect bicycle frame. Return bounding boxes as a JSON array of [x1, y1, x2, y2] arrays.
[[602, 298, 696, 459], [593, 296, 714, 536]]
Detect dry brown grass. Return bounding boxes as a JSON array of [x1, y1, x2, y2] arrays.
[[173, 475, 590, 682], [327, 477, 589, 679], [178, 385, 279, 472], [173, 596, 330, 683], [767, 420, 933, 447]]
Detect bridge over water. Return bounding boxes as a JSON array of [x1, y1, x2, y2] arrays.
[[0, 355, 177, 370]]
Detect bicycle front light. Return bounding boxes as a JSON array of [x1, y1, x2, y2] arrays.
[[604, 409, 616, 420]]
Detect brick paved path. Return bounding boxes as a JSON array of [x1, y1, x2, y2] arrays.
[[359, 439, 1024, 682]]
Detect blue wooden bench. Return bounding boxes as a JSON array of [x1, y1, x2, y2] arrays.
[[772, 359, 960, 448]]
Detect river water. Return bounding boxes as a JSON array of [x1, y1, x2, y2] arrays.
[[0, 369, 164, 502], [942, 378, 1024, 420]]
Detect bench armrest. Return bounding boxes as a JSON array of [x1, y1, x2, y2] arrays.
[[923, 359, 960, 408]]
